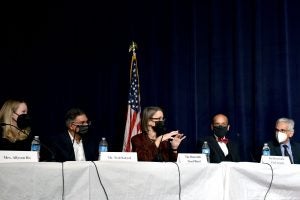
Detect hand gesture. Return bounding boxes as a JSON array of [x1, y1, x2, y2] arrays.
[[163, 130, 186, 149]]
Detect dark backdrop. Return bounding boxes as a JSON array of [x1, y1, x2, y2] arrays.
[[1, 0, 300, 161]]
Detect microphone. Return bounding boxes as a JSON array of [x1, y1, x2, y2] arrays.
[[0, 122, 29, 135], [0, 122, 56, 161]]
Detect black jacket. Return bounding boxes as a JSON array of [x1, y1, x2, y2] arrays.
[[268, 139, 300, 164], [41, 131, 99, 162], [198, 135, 240, 163]]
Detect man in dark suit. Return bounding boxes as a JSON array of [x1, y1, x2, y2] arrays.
[[267, 117, 300, 164], [198, 114, 240, 163], [42, 108, 99, 162]]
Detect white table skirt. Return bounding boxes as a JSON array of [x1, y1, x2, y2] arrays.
[[0, 161, 299, 200]]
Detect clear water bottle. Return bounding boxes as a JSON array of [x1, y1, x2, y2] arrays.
[[31, 136, 40, 161], [31, 136, 41, 152], [98, 137, 108, 160], [202, 141, 210, 163], [262, 143, 270, 156]]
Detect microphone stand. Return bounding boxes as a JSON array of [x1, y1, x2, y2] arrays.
[[156, 134, 164, 162]]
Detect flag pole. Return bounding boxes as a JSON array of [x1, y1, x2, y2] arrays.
[[122, 41, 142, 152]]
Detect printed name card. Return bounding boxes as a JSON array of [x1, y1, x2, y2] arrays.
[[260, 155, 291, 165], [0, 151, 38, 163], [177, 153, 208, 164], [99, 152, 137, 162]]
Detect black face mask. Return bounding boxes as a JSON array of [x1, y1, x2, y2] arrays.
[[213, 125, 228, 138], [76, 125, 89, 137], [17, 114, 31, 130], [153, 121, 166, 136]]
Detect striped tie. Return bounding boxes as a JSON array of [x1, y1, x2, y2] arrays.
[[283, 145, 293, 164]]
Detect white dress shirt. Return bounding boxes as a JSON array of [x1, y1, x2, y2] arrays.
[[218, 141, 229, 156], [68, 131, 86, 161]]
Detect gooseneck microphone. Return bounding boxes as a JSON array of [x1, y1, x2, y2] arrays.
[[0, 122, 56, 161], [0, 122, 30, 135]]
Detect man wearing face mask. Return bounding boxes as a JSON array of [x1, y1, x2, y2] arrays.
[[198, 114, 240, 163], [131, 106, 186, 161], [267, 118, 300, 164], [46, 108, 99, 162]]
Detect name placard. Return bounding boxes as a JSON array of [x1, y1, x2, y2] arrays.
[[0, 151, 38, 163], [99, 152, 137, 162], [260, 155, 291, 165], [177, 153, 208, 164]]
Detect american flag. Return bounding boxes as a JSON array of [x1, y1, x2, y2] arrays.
[[122, 51, 141, 152]]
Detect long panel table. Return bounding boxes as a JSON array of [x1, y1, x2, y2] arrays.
[[0, 161, 300, 200]]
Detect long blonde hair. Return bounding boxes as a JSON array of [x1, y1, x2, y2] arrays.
[[0, 100, 30, 142]]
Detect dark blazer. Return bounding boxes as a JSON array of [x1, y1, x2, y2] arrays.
[[198, 135, 240, 163], [268, 139, 300, 164], [41, 131, 99, 162]]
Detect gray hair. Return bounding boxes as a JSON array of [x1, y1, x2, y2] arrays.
[[276, 118, 295, 131]]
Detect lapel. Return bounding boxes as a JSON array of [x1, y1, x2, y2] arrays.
[[208, 136, 226, 158]]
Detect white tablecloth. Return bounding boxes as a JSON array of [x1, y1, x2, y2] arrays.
[[0, 161, 299, 200]]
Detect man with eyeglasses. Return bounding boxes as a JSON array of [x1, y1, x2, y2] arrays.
[[267, 118, 300, 164], [43, 108, 99, 162]]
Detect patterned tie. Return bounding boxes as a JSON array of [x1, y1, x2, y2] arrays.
[[217, 137, 229, 144], [283, 145, 293, 164]]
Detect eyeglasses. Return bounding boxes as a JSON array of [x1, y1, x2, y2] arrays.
[[150, 117, 165, 121], [72, 121, 91, 126], [275, 128, 290, 133]]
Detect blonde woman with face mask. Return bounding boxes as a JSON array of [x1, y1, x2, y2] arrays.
[[0, 99, 33, 150], [266, 118, 300, 164]]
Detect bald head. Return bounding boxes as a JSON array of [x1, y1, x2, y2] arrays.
[[211, 114, 229, 129]]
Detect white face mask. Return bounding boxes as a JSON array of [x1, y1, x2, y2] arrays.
[[276, 131, 288, 143]]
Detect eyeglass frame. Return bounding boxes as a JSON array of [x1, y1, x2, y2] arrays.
[[275, 128, 291, 133], [150, 117, 165, 121], [72, 121, 92, 126]]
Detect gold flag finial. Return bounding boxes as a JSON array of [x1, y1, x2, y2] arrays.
[[129, 41, 138, 53]]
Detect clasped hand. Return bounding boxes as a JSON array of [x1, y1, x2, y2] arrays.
[[163, 131, 186, 149]]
